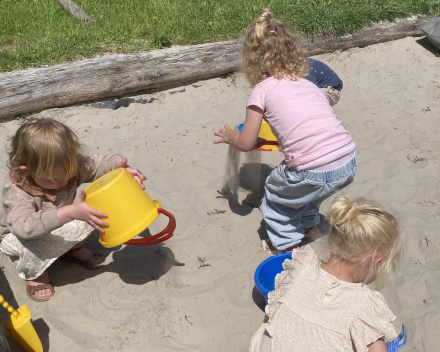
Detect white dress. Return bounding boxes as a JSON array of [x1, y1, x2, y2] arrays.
[[250, 245, 398, 352]]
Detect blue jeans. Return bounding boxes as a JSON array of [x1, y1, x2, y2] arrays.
[[260, 153, 357, 250]]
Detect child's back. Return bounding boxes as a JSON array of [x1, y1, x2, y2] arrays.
[[247, 76, 354, 170], [250, 246, 397, 351]]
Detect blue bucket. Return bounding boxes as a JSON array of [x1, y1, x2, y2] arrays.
[[254, 252, 292, 303]]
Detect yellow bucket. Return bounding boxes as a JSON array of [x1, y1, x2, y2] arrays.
[[238, 120, 279, 151], [84, 168, 175, 248]]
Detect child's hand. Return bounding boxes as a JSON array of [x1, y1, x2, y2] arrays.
[[57, 191, 109, 233], [114, 157, 146, 190], [214, 125, 239, 144]]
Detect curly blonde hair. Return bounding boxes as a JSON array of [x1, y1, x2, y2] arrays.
[[243, 8, 309, 86], [323, 196, 403, 290], [7, 118, 83, 187]]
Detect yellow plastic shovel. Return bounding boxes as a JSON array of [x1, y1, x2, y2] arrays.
[[0, 295, 42, 352]]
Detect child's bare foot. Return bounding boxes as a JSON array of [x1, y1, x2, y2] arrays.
[[304, 226, 319, 240], [26, 271, 54, 302], [260, 239, 298, 255]]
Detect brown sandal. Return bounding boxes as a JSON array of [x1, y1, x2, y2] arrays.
[[61, 246, 102, 270], [26, 282, 55, 302]]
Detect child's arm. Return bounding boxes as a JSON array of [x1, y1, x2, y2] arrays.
[[3, 184, 63, 239], [367, 339, 387, 352], [214, 105, 263, 152]]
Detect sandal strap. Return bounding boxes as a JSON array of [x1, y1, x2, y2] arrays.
[[82, 252, 102, 270]]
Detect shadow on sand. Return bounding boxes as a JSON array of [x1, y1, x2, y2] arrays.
[[218, 160, 274, 216], [46, 227, 182, 289]]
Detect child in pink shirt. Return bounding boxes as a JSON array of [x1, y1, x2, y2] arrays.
[[214, 8, 357, 254]]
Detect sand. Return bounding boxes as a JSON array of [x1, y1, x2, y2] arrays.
[[0, 36, 439, 351]]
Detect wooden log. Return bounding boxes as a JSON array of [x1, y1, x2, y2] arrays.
[[0, 15, 430, 119], [301, 15, 430, 56], [58, 0, 95, 24]]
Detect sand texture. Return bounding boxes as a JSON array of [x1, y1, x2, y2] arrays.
[[0, 36, 439, 351]]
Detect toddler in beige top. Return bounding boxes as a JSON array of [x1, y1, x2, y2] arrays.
[[250, 196, 403, 352], [0, 118, 146, 302]]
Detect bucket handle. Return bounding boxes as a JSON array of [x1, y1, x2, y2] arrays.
[[254, 140, 279, 150], [124, 208, 176, 246]]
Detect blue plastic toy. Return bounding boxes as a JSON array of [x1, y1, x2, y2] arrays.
[[254, 252, 291, 303], [254, 254, 408, 352], [386, 325, 407, 352]]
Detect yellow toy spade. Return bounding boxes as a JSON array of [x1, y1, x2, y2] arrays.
[[0, 295, 43, 352]]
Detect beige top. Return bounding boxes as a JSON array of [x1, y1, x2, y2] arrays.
[[0, 153, 122, 240], [250, 245, 398, 352]]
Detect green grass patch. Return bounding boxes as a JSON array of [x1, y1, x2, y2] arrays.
[[0, 0, 438, 72]]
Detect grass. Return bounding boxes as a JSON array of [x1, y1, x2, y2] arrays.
[[407, 154, 427, 163], [197, 257, 212, 269], [0, 0, 438, 73], [207, 208, 226, 216]]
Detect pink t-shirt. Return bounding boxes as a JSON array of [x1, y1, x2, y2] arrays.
[[247, 76, 355, 170]]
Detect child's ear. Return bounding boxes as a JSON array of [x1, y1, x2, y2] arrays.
[[19, 166, 27, 171], [373, 256, 383, 267]]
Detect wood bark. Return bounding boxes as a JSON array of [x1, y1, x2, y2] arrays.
[[0, 15, 429, 119], [58, 0, 95, 23]]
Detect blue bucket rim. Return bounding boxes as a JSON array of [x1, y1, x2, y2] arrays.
[[254, 252, 292, 299]]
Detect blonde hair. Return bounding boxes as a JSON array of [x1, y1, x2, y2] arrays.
[[7, 118, 83, 186], [243, 8, 309, 86], [325, 196, 402, 290]]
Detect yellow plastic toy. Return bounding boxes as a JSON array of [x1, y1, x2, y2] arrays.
[[238, 120, 279, 151], [0, 295, 43, 352], [84, 168, 175, 248]]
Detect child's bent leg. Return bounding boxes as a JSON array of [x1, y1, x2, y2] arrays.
[[299, 202, 320, 229], [260, 197, 306, 250], [260, 162, 322, 250]]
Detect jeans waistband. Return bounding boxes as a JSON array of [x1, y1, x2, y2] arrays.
[[288, 152, 357, 183]]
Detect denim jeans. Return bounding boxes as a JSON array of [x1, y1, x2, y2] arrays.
[[260, 153, 357, 250]]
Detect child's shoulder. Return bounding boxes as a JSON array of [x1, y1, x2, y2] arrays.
[[277, 245, 318, 280], [350, 289, 398, 345], [289, 244, 317, 264]]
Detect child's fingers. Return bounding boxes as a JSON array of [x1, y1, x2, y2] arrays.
[[213, 138, 225, 144], [89, 221, 105, 233], [136, 169, 147, 181], [134, 176, 146, 190], [91, 216, 109, 228], [89, 214, 108, 228], [89, 208, 107, 219]]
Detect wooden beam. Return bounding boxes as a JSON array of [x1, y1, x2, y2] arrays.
[[0, 15, 430, 119], [301, 15, 430, 56]]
